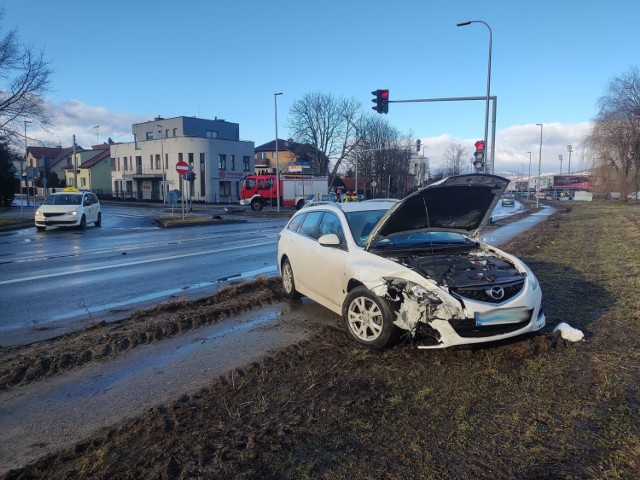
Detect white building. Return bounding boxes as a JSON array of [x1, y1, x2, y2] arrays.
[[110, 116, 254, 203]]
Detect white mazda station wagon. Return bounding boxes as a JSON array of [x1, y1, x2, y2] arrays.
[[277, 174, 545, 349]]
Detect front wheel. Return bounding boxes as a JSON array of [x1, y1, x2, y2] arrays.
[[79, 214, 86, 229], [342, 287, 398, 349], [281, 259, 301, 299], [251, 198, 264, 211], [95, 212, 102, 227]]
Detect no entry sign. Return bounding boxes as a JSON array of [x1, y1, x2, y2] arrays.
[[176, 160, 188, 175]]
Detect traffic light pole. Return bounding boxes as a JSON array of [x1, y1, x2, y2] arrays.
[[387, 95, 497, 175]]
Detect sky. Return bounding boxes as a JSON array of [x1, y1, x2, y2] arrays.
[[3, 0, 639, 177]]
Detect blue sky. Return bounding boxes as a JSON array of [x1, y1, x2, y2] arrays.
[[4, 0, 639, 175]]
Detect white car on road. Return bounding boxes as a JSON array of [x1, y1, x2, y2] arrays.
[[34, 188, 102, 231], [277, 174, 545, 349]]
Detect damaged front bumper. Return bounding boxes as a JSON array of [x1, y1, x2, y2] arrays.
[[374, 276, 545, 349]]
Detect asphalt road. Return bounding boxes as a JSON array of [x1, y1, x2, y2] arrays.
[[0, 203, 289, 347]]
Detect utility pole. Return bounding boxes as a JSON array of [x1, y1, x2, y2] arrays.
[[73, 135, 77, 188], [567, 145, 573, 175]]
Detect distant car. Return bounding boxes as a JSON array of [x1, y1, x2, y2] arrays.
[[278, 174, 545, 349], [501, 196, 515, 207], [34, 188, 102, 231]]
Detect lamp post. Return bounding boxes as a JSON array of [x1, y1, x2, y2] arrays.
[[559, 154, 563, 174], [345, 116, 360, 197], [457, 19, 492, 174], [94, 125, 99, 145], [566, 144, 573, 175], [527, 151, 532, 198], [274, 92, 283, 211], [22, 120, 32, 214], [536, 123, 543, 207], [156, 124, 165, 203]]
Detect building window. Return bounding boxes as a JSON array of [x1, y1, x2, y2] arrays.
[[243, 156, 250, 171], [124, 157, 128, 171], [178, 152, 183, 162], [165, 153, 168, 170], [150, 155, 153, 170], [218, 154, 227, 170], [172, 128, 177, 137], [81, 177, 87, 187], [111, 158, 116, 170], [145, 132, 153, 140], [155, 154, 161, 170], [206, 130, 218, 138], [231, 155, 235, 170], [165, 129, 169, 138], [220, 181, 231, 197], [200, 153, 206, 196]]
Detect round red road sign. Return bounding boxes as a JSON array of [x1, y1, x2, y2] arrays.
[[176, 160, 188, 175]]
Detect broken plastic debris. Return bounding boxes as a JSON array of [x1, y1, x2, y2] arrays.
[[553, 322, 584, 342]]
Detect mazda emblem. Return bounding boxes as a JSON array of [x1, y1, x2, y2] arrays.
[[488, 286, 505, 300]]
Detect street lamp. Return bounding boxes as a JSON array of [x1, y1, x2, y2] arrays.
[[345, 116, 360, 197], [567, 144, 573, 175], [527, 151, 532, 198], [457, 19, 492, 174], [156, 124, 165, 203], [274, 92, 283, 212], [536, 123, 543, 208], [22, 120, 32, 214]]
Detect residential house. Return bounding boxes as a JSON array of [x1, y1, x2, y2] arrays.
[[23, 146, 77, 192], [254, 139, 326, 175], [64, 144, 113, 195], [110, 116, 254, 202]]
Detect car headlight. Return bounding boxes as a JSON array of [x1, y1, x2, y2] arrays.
[[35, 210, 43, 219], [521, 264, 539, 291], [70, 210, 78, 217]]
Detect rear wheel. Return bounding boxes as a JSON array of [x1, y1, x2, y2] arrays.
[[79, 214, 86, 229], [251, 198, 264, 211], [95, 212, 102, 227], [296, 199, 304, 210], [281, 259, 301, 299], [343, 287, 398, 349]]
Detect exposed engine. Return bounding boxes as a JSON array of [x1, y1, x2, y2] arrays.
[[394, 251, 523, 288]]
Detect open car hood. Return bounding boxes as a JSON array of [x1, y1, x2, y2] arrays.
[[365, 174, 509, 249]]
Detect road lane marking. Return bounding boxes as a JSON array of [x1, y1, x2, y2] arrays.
[[0, 240, 276, 286]]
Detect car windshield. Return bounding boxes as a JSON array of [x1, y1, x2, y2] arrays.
[[43, 194, 82, 206], [345, 209, 388, 247], [370, 231, 474, 250]]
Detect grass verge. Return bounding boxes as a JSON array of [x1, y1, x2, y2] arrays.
[[4, 201, 640, 479]]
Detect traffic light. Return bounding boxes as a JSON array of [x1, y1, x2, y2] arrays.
[[371, 89, 389, 114], [473, 140, 486, 173]]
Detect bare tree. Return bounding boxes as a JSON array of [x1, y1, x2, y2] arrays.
[[0, 12, 53, 147], [442, 143, 469, 176], [585, 67, 640, 201], [287, 92, 360, 186]]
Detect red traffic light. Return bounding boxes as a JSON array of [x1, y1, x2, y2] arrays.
[[474, 140, 485, 150], [380, 90, 389, 99]]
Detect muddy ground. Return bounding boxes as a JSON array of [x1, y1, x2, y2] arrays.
[[2, 202, 639, 479]]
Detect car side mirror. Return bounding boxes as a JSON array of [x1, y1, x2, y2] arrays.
[[318, 233, 341, 247]]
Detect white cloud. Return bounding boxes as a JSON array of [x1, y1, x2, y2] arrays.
[[28, 100, 148, 149], [419, 121, 593, 178]]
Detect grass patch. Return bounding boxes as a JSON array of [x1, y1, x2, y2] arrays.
[[8, 201, 640, 479]]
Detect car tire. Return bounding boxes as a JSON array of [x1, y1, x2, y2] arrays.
[[36, 226, 45, 231], [281, 258, 301, 299], [79, 214, 86, 229], [296, 199, 304, 210], [251, 199, 264, 211], [95, 212, 102, 227], [342, 286, 398, 349]]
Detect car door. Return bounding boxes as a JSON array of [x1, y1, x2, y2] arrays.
[[305, 212, 350, 311]]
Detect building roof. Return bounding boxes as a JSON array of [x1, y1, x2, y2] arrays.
[[81, 148, 111, 168]]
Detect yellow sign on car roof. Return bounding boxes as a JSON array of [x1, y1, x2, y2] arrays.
[[63, 187, 78, 192]]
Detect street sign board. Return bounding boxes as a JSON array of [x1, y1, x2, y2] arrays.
[[176, 160, 188, 175]]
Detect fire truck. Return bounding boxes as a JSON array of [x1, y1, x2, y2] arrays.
[[239, 174, 328, 211]]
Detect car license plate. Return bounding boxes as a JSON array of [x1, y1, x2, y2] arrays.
[[475, 307, 530, 326]]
